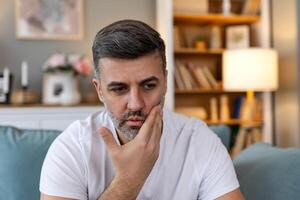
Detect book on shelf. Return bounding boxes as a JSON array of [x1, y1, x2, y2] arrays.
[[232, 96, 243, 119], [173, 26, 182, 50], [186, 62, 202, 88], [194, 66, 212, 89], [175, 106, 207, 120], [174, 64, 185, 89], [174, 61, 220, 91], [176, 61, 198, 89], [202, 66, 218, 89]]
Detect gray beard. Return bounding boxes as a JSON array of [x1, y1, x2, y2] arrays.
[[102, 95, 165, 142], [108, 110, 141, 141], [105, 107, 147, 141]]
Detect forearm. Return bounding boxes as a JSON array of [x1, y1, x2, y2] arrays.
[[98, 177, 144, 200]]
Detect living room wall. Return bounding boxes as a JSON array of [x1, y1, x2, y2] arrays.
[[0, 0, 156, 97], [273, 0, 300, 147]]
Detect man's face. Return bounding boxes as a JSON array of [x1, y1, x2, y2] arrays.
[[93, 52, 167, 142]]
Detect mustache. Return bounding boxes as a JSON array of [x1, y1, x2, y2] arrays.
[[119, 110, 147, 126]]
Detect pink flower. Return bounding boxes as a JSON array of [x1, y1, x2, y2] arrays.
[[43, 53, 92, 76], [46, 53, 66, 69], [74, 57, 92, 76]]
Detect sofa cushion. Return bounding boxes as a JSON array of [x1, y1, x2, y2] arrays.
[[209, 125, 231, 150], [0, 124, 229, 200], [0, 126, 61, 200], [233, 142, 300, 200]]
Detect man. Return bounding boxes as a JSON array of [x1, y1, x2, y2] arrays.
[[40, 19, 244, 200]]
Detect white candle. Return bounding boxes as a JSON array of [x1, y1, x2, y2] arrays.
[[21, 61, 28, 88], [3, 67, 9, 93]]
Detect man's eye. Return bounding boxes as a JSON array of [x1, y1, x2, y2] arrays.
[[144, 83, 156, 90], [111, 87, 128, 94]]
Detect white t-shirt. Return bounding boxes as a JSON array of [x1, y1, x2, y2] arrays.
[[40, 109, 239, 200]]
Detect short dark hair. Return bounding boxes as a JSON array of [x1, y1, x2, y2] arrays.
[[92, 19, 166, 78]]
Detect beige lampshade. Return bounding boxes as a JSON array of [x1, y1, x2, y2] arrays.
[[223, 48, 278, 91]]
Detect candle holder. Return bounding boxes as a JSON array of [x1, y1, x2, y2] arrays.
[[11, 88, 39, 105]]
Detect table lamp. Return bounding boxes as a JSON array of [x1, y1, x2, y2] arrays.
[[223, 48, 278, 121]]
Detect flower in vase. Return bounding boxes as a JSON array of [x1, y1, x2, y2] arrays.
[[43, 53, 92, 76]]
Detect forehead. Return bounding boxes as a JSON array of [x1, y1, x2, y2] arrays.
[[98, 52, 164, 83]]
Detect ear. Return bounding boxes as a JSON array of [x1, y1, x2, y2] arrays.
[[92, 78, 104, 102]]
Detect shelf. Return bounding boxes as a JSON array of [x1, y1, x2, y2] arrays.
[[175, 88, 245, 94], [205, 119, 263, 126], [175, 48, 224, 55], [0, 103, 102, 108], [174, 13, 260, 25]]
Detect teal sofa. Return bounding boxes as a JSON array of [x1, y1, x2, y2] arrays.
[[1, 125, 299, 200]]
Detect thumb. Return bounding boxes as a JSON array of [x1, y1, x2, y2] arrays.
[[99, 127, 119, 155]]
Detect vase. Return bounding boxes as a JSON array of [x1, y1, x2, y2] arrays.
[[42, 72, 81, 106]]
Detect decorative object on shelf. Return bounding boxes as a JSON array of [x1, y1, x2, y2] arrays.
[[21, 61, 28, 89], [210, 97, 219, 122], [11, 90, 39, 105], [210, 26, 222, 49], [42, 53, 92, 105], [225, 25, 250, 49], [194, 35, 207, 50], [222, 0, 231, 15], [11, 60, 39, 105], [230, 0, 245, 14], [0, 67, 13, 104], [208, 0, 223, 13], [15, 0, 83, 40], [220, 95, 230, 121], [223, 48, 278, 121]]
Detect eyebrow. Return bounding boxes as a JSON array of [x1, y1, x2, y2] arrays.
[[140, 76, 159, 85], [107, 76, 159, 88]]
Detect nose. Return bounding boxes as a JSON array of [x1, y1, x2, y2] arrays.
[[127, 88, 145, 111]]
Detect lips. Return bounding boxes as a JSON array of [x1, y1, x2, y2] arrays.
[[126, 117, 144, 126]]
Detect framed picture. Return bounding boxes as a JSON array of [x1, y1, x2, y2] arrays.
[[15, 0, 84, 40], [225, 25, 250, 49]]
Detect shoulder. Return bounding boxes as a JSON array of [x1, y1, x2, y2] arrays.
[[55, 110, 114, 145], [164, 108, 218, 142]]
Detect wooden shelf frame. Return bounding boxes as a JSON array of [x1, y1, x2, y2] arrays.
[[175, 48, 224, 55], [174, 13, 260, 25], [174, 88, 247, 94], [205, 119, 263, 126]]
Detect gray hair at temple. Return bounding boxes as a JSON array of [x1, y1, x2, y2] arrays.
[[92, 19, 166, 79]]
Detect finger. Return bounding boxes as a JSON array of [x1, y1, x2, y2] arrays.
[[150, 111, 163, 143], [136, 105, 161, 140], [99, 127, 120, 155]]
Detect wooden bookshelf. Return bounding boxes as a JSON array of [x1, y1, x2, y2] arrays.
[[173, 11, 263, 131], [174, 13, 260, 25]]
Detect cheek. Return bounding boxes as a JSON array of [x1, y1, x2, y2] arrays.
[[144, 91, 164, 113], [102, 96, 127, 118]]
